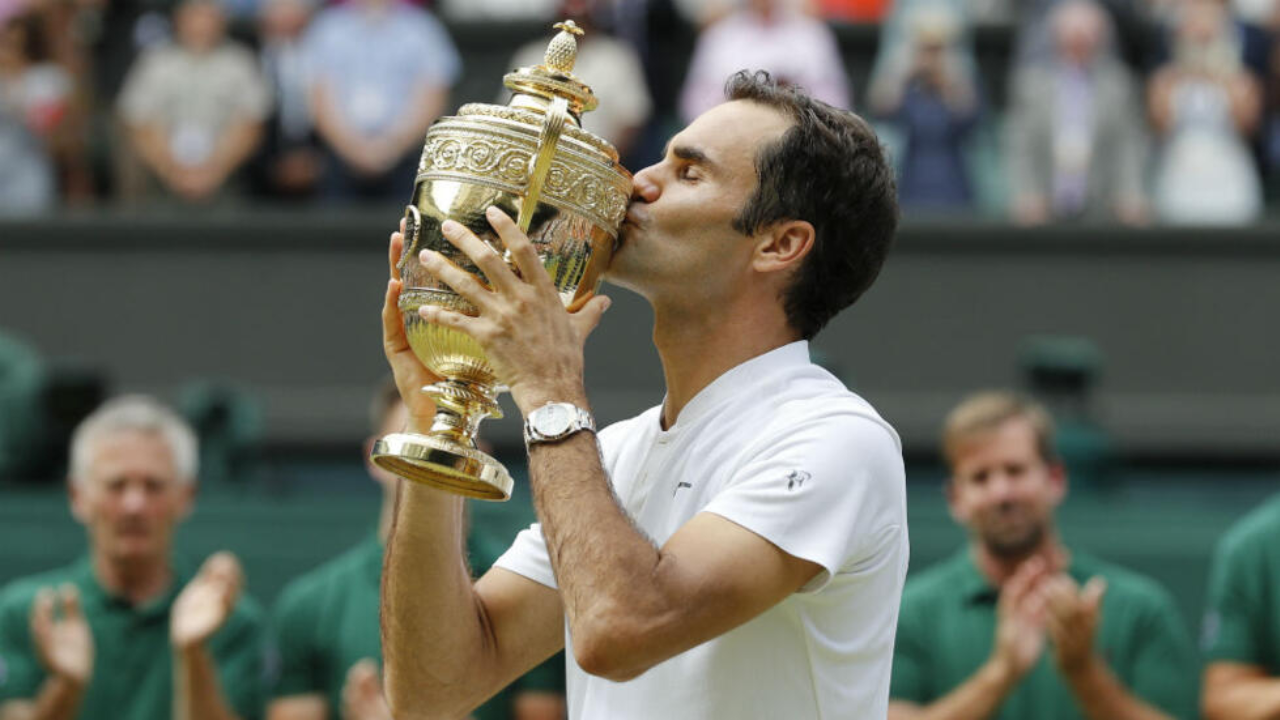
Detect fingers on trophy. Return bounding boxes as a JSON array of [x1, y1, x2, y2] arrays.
[[371, 20, 632, 501]]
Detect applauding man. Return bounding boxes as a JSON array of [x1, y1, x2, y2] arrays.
[[0, 396, 267, 720], [889, 391, 1196, 720]]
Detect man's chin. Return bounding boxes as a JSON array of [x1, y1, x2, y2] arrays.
[[981, 526, 1045, 559]]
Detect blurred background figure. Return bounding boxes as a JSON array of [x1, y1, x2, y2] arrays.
[[252, 0, 320, 202], [0, 11, 81, 215], [303, 0, 458, 202], [869, 7, 981, 214], [1150, 0, 1264, 225], [504, 0, 652, 162], [117, 0, 269, 205], [679, 0, 850, 123], [889, 392, 1196, 720], [1007, 0, 1148, 225], [1200, 491, 1280, 720], [0, 396, 268, 719], [437, 0, 558, 22]]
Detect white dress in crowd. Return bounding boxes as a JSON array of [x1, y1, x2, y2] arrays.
[[1154, 77, 1262, 225]]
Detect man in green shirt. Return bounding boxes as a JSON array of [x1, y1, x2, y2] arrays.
[[890, 391, 1196, 720], [1201, 493, 1280, 720], [267, 382, 564, 720], [0, 395, 268, 720]]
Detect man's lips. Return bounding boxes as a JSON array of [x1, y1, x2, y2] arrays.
[[624, 204, 648, 226]]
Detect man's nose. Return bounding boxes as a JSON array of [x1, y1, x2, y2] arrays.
[[121, 485, 148, 512], [631, 167, 660, 203]]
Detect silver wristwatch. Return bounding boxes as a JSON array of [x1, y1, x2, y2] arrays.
[[524, 402, 596, 445]]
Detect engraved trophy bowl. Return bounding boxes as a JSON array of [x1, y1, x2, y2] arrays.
[[371, 20, 632, 501]]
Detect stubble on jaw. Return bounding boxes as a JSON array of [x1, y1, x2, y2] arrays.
[[978, 513, 1048, 560]]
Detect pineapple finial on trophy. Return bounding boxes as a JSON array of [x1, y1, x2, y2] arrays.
[[544, 20, 584, 74]]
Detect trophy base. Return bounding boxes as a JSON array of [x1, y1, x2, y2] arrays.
[[371, 433, 513, 501]]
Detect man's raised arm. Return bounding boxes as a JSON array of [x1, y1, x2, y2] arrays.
[[378, 226, 565, 720]]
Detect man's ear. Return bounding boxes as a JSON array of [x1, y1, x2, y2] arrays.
[[753, 220, 815, 275]]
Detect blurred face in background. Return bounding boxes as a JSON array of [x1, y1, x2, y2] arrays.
[[175, 0, 226, 53], [71, 430, 195, 568], [1054, 1, 1106, 66], [260, 0, 311, 42], [947, 417, 1066, 559], [1176, 0, 1237, 73]]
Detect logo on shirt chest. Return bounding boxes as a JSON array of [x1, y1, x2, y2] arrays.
[[786, 470, 811, 491], [672, 481, 694, 496]]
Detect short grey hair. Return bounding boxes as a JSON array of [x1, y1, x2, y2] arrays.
[[70, 395, 199, 484]]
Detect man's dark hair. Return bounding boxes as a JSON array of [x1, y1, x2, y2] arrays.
[[726, 70, 898, 340]]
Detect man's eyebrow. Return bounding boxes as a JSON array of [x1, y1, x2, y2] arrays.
[[664, 142, 716, 169]]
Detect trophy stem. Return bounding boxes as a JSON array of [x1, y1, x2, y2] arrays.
[[369, 380, 513, 501]]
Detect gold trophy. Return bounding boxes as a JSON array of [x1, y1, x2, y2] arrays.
[[371, 21, 632, 501]]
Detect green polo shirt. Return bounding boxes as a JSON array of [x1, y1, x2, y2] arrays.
[[0, 556, 267, 720], [271, 532, 562, 720], [891, 549, 1196, 719], [1203, 493, 1280, 672]]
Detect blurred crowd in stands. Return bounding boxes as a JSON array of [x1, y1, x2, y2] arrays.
[[0, 0, 1278, 222]]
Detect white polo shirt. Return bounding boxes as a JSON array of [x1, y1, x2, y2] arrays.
[[494, 341, 909, 719]]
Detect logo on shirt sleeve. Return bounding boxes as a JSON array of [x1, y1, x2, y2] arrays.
[[786, 470, 811, 491]]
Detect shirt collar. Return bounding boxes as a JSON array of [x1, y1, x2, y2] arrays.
[[70, 554, 192, 619], [662, 340, 810, 433]]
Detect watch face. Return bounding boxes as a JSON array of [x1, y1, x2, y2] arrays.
[[535, 404, 574, 437]]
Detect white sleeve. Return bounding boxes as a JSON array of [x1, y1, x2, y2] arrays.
[[492, 522, 557, 589], [700, 410, 905, 593]]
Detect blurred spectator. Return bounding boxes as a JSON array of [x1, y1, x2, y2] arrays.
[[1150, 0, 1263, 225], [888, 391, 1196, 720], [437, 0, 558, 21], [117, 0, 269, 204], [0, 12, 77, 214], [505, 0, 652, 160], [1015, 0, 1163, 73], [0, 396, 268, 719], [1200, 492, 1280, 720], [1007, 0, 1148, 225], [303, 0, 458, 202], [269, 382, 566, 720], [679, 0, 849, 123], [252, 0, 321, 201], [870, 8, 980, 212]]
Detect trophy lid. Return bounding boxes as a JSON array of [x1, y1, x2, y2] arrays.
[[504, 20, 599, 119]]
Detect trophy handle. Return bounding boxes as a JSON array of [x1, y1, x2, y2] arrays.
[[517, 95, 570, 232], [398, 205, 422, 275]]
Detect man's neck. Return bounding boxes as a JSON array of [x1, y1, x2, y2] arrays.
[[652, 298, 799, 430], [92, 552, 173, 606], [971, 534, 1070, 588]]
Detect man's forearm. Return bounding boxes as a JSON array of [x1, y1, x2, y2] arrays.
[[381, 479, 491, 717], [1065, 656, 1173, 720], [1204, 676, 1280, 720], [889, 658, 1017, 720], [173, 644, 239, 720], [526, 422, 666, 681]]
